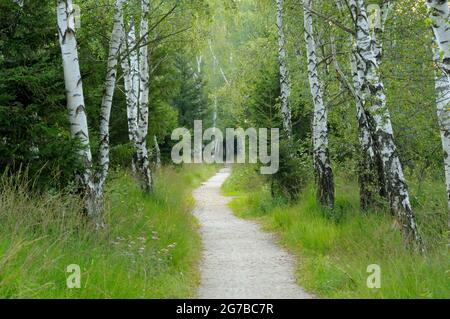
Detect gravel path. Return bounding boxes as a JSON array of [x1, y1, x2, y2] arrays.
[[193, 167, 312, 299]]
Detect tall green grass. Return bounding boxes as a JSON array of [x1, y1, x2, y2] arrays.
[[223, 165, 449, 299], [0, 164, 217, 298]]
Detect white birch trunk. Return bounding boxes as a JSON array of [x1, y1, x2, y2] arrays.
[[213, 98, 219, 161], [57, 0, 96, 216], [276, 0, 293, 138], [58, 0, 124, 220], [331, 23, 379, 208], [129, 19, 140, 146], [197, 55, 203, 74], [120, 31, 134, 144], [136, 0, 153, 191], [303, 0, 335, 208], [220, 67, 230, 85], [130, 21, 140, 116], [154, 135, 161, 169], [139, 0, 150, 141], [365, 1, 390, 199], [120, 1, 153, 190], [335, 0, 386, 207], [208, 39, 229, 84], [350, 50, 382, 208], [353, 0, 423, 248], [97, 0, 124, 194], [371, 0, 392, 66], [434, 62, 450, 231], [120, 19, 140, 172], [427, 0, 450, 229]]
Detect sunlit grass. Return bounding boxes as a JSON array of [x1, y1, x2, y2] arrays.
[[223, 165, 450, 299], [0, 164, 218, 298]]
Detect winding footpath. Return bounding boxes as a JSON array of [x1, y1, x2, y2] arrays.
[[193, 167, 312, 299]]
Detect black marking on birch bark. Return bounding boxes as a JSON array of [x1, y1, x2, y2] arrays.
[[353, 0, 423, 250], [314, 149, 335, 209]]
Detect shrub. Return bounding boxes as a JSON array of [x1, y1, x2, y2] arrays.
[[110, 143, 135, 169], [269, 140, 312, 201]]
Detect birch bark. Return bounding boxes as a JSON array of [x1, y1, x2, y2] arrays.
[[350, 50, 380, 209], [130, 19, 140, 145], [58, 0, 124, 219], [135, 0, 153, 192], [57, 0, 96, 216], [303, 0, 335, 209], [372, 0, 391, 199], [208, 39, 229, 84], [338, 0, 385, 208], [352, 0, 423, 248], [154, 135, 162, 169], [276, 0, 293, 138], [97, 0, 125, 193], [427, 0, 450, 229], [120, 19, 140, 172], [120, 29, 134, 144], [372, 0, 392, 66], [331, 27, 379, 209], [121, 0, 153, 191]]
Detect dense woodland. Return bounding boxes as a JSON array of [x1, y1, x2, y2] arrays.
[[0, 0, 448, 298]]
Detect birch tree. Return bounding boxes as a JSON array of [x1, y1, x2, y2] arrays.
[[154, 135, 162, 169], [371, 0, 393, 67], [57, 0, 124, 219], [427, 0, 450, 229], [57, 0, 96, 215], [121, 18, 140, 170], [331, 38, 378, 209], [97, 0, 125, 194], [303, 0, 335, 209], [331, 0, 392, 211], [208, 39, 230, 85], [366, 0, 392, 200], [136, 0, 153, 192], [350, 0, 423, 248], [351, 52, 383, 209], [276, 0, 293, 138], [120, 1, 153, 192], [331, 0, 380, 210], [207, 38, 228, 159]]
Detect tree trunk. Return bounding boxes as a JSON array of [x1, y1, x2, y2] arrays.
[[332, 1, 380, 209], [213, 97, 220, 161], [208, 39, 229, 84], [371, 0, 392, 66], [154, 135, 162, 169], [427, 0, 450, 230], [97, 0, 124, 194], [303, 0, 335, 209], [433, 55, 450, 230], [352, 0, 423, 249], [58, 0, 124, 221], [135, 0, 153, 192], [369, 0, 391, 199], [350, 49, 379, 210], [57, 0, 97, 217], [276, 0, 293, 138], [121, 18, 140, 172], [346, 1, 389, 203], [122, 0, 153, 191]]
